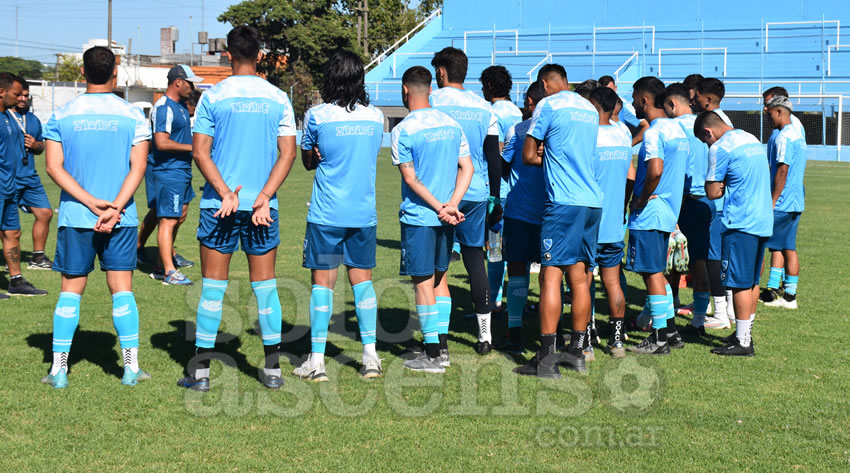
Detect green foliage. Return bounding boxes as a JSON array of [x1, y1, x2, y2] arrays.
[[56, 54, 83, 82], [0, 56, 46, 80]]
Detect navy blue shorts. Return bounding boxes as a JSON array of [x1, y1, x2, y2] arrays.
[[454, 200, 486, 248], [708, 208, 724, 261], [144, 164, 156, 210], [678, 195, 715, 261], [595, 240, 625, 269], [153, 170, 195, 218], [766, 211, 801, 251], [503, 217, 541, 263], [197, 208, 280, 255], [626, 229, 669, 274], [0, 197, 21, 230], [54, 226, 137, 275], [303, 223, 377, 270], [540, 204, 601, 267], [14, 180, 51, 211], [721, 229, 768, 289], [400, 223, 454, 277]]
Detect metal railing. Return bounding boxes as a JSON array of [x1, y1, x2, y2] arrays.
[[526, 50, 636, 81], [367, 79, 533, 104], [463, 29, 518, 54], [391, 52, 434, 78], [593, 25, 655, 54], [657, 47, 727, 77], [827, 44, 850, 77], [365, 8, 442, 71], [613, 51, 639, 81], [764, 20, 839, 52]]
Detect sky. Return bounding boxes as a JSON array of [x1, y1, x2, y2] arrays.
[[1, 0, 236, 64]]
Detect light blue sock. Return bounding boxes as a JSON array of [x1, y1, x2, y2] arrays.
[[353, 281, 378, 345], [252, 279, 282, 346], [488, 261, 506, 307], [436, 296, 452, 335], [767, 267, 783, 289], [196, 278, 227, 349], [649, 294, 668, 330], [417, 304, 439, 345], [506, 275, 528, 329], [112, 291, 140, 349], [452, 241, 461, 254], [780, 268, 785, 284], [310, 285, 333, 354], [692, 291, 710, 326], [665, 283, 675, 320], [784, 275, 798, 295], [52, 292, 81, 352]]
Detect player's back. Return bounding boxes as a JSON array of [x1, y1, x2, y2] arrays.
[[502, 119, 545, 225], [392, 108, 468, 227], [302, 102, 384, 227], [429, 87, 496, 202], [193, 75, 296, 211], [770, 124, 807, 213], [674, 114, 709, 196], [529, 90, 602, 208], [44, 93, 150, 228], [632, 118, 689, 232], [708, 129, 772, 237], [492, 100, 523, 142], [595, 124, 633, 243]]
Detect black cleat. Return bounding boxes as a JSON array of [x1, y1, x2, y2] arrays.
[[474, 340, 492, 355], [759, 287, 781, 303], [261, 374, 283, 389], [721, 331, 737, 344], [494, 337, 524, 355], [627, 332, 671, 355], [513, 353, 561, 379], [450, 251, 461, 263], [667, 332, 685, 349], [177, 376, 210, 392], [680, 324, 706, 338], [710, 339, 755, 357], [8, 278, 48, 296]]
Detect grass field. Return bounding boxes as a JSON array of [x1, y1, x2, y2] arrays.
[[1, 151, 849, 472]]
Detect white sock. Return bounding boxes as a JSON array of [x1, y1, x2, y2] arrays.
[[476, 313, 492, 343], [122, 347, 139, 372], [362, 343, 378, 363], [725, 290, 736, 320], [735, 316, 752, 347], [713, 296, 727, 320], [311, 352, 325, 366], [195, 368, 210, 379], [51, 352, 69, 376], [263, 367, 281, 377]]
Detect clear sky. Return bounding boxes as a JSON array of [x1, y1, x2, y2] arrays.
[[2, 0, 236, 64]]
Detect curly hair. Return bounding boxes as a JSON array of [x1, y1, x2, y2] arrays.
[[480, 65, 513, 100], [321, 50, 369, 111]]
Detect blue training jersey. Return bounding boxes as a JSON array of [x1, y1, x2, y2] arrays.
[[193, 75, 297, 211], [595, 124, 633, 243], [673, 114, 709, 196], [43, 93, 151, 229], [768, 123, 807, 213], [618, 101, 642, 129], [0, 110, 24, 199], [12, 110, 42, 184], [527, 90, 602, 208], [492, 99, 523, 202], [302, 103, 384, 227], [629, 117, 689, 233], [152, 96, 193, 172], [502, 119, 546, 225], [429, 87, 498, 202], [391, 108, 469, 227], [706, 129, 773, 237]]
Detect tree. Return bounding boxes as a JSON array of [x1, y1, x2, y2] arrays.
[[0, 56, 45, 80], [56, 55, 83, 82]]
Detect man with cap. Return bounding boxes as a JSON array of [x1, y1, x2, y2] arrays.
[[149, 64, 203, 285], [762, 95, 807, 309]]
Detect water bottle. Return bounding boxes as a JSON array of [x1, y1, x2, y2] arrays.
[[488, 222, 502, 263]]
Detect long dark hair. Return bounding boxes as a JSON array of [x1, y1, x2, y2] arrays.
[[321, 50, 369, 111]]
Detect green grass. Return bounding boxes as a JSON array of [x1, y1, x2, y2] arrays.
[[2, 152, 849, 472]]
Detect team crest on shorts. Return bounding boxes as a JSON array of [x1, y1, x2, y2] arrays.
[[544, 252, 551, 261], [543, 239, 553, 251], [302, 239, 308, 263], [720, 260, 728, 280]]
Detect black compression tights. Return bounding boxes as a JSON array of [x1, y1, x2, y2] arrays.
[[707, 259, 725, 297], [461, 245, 490, 314]]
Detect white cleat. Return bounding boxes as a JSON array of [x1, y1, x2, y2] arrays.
[[292, 354, 329, 382], [703, 315, 731, 330]]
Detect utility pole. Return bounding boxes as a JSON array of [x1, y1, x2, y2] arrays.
[[15, 2, 19, 57], [108, 0, 113, 49], [201, 0, 205, 35], [363, 0, 369, 55]]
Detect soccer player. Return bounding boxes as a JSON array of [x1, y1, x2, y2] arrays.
[[514, 64, 601, 377], [295, 50, 385, 381], [683, 74, 704, 104], [695, 111, 773, 356], [480, 65, 522, 315], [494, 80, 546, 354], [430, 47, 502, 357], [150, 65, 203, 286], [177, 26, 297, 391], [599, 75, 649, 145], [392, 66, 473, 373], [762, 96, 806, 309], [40, 47, 151, 388], [692, 77, 733, 127], [663, 83, 715, 334], [588, 86, 633, 358], [0, 73, 46, 298], [762, 86, 805, 140], [12, 81, 53, 270], [573, 79, 598, 100], [625, 76, 689, 355]]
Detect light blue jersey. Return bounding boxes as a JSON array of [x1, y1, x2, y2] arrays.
[[492, 99, 523, 201], [595, 124, 633, 243], [768, 124, 807, 213], [0, 110, 24, 199], [429, 87, 498, 202], [502, 119, 545, 225], [528, 90, 602, 208], [767, 114, 806, 152], [152, 96, 192, 172], [673, 114, 709, 196], [43, 93, 151, 228], [629, 117, 689, 233], [706, 129, 773, 237], [618, 101, 642, 129], [302, 103, 384, 227], [12, 110, 42, 184], [391, 108, 469, 227], [193, 75, 296, 211]]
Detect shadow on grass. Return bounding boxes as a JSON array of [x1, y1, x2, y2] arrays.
[[150, 320, 261, 379], [376, 238, 401, 251], [27, 329, 123, 379]]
